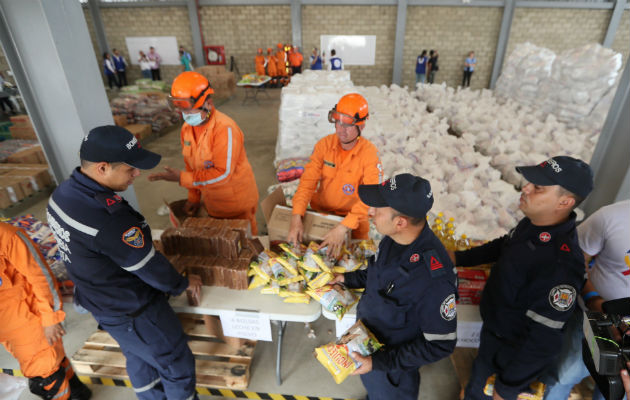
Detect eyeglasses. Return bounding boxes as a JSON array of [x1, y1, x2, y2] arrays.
[[328, 110, 361, 127]]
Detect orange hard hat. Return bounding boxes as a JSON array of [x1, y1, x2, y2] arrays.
[[169, 71, 214, 110], [330, 93, 369, 126], [277, 43, 283, 48]]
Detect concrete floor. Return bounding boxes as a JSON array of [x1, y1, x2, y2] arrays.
[[1, 87, 461, 400]]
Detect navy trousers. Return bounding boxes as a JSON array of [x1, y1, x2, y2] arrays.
[[94, 296, 197, 400], [361, 368, 419, 400]]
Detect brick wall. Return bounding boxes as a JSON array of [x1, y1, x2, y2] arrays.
[[611, 10, 630, 68], [403, 6, 502, 90], [302, 5, 397, 87], [199, 5, 292, 78], [506, 8, 611, 63]]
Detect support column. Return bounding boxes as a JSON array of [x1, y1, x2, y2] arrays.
[[582, 58, 630, 215], [87, 0, 109, 56], [603, 0, 626, 48], [0, 0, 140, 209], [489, 0, 515, 89], [187, 0, 205, 66], [291, 0, 302, 48], [392, 0, 407, 86]]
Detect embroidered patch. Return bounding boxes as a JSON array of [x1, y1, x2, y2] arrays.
[[549, 285, 576, 311], [342, 184, 355, 195], [424, 249, 446, 278], [410, 253, 420, 263], [539, 232, 551, 242], [204, 160, 214, 169], [323, 160, 336, 168], [122, 227, 144, 248], [430, 256, 443, 270], [440, 294, 457, 321], [560, 243, 570, 252]]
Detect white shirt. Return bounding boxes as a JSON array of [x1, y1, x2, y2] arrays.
[[578, 199, 630, 301]]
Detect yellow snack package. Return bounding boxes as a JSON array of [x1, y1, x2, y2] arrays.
[[357, 239, 378, 259], [299, 267, 318, 282], [307, 271, 334, 289], [251, 261, 272, 282], [260, 281, 281, 295], [306, 283, 358, 320], [311, 253, 334, 273], [314, 320, 383, 384], [284, 295, 310, 304], [247, 267, 256, 277], [269, 258, 291, 281], [336, 253, 364, 273], [276, 256, 299, 276], [277, 274, 305, 287], [278, 242, 306, 260], [248, 274, 267, 290]]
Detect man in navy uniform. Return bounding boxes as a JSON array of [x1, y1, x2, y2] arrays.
[[332, 173, 458, 400], [47, 125, 201, 400], [452, 156, 593, 400]]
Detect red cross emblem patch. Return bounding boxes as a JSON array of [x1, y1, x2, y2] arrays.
[[539, 232, 551, 242], [410, 253, 420, 263]]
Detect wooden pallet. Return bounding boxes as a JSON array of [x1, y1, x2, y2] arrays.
[[71, 314, 256, 390]]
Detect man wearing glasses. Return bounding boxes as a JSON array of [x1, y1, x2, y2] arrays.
[[287, 93, 382, 256], [149, 71, 259, 234]]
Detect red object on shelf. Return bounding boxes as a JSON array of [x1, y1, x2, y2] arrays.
[[204, 45, 226, 65]]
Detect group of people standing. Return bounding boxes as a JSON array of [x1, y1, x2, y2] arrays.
[[309, 48, 344, 71], [103, 46, 164, 89], [415, 50, 477, 87], [254, 43, 304, 87], [136, 46, 163, 81]]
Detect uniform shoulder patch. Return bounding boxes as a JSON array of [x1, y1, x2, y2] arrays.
[[549, 284, 576, 311], [95, 192, 123, 214], [122, 226, 144, 248], [440, 294, 457, 321], [423, 249, 446, 278]]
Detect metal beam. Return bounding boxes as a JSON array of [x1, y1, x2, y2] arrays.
[[187, 0, 205, 66], [515, 1, 614, 9], [603, 0, 626, 48], [301, 0, 396, 4], [582, 57, 630, 215], [408, 0, 502, 6], [0, 0, 140, 209], [490, 0, 514, 89], [99, 1, 187, 7], [87, 0, 109, 55], [291, 0, 302, 48], [392, 0, 407, 86], [200, 0, 290, 4]]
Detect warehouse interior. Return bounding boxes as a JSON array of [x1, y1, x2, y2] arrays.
[[0, 0, 629, 399]]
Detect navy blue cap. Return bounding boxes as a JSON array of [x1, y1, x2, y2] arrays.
[[80, 125, 161, 170], [516, 156, 593, 199], [358, 173, 434, 218]]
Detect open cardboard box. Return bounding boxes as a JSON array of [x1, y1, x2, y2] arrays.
[[260, 187, 349, 244]]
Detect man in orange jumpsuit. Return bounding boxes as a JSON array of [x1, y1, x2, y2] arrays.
[[254, 48, 266, 76], [0, 222, 91, 400], [289, 46, 304, 75], [275, 43, 288, 85], [287, 93, 382, 257], [266, 48, 278, 86], [149, 71, 260, 234]]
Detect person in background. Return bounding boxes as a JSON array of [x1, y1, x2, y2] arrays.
[[287, 93, 382, 257], [179, 46, 192, 63], [0, 222, 92, 400], [289, 46, 304, 75], [310, 47, 323, 70], [255, 48, 266, 76], [331, 174, 458, 400], [138, 51, 152, 79], [180, 50, 193, 72], [275, 43, 288, 85], [427, 49, 439, 84], [266, 48, 278, 87], [150, 72, 260, 234], [112, 48, 128, 87], [543, 199, 630, 400], [147, 46, 161, 81], [416, 50, 428, 85], [0, 72, 17, 115], [328, 49, 343, 71], [102, 52, 119, 89], [452, 156, 594, 400], [462, 51, 477, 88]]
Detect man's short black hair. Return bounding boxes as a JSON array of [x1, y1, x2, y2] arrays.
[[557, 186, 584, 209], [392, 211, 425, 227], [331, 49, 336, 56]]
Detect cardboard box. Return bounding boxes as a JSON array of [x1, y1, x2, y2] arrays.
[[166, 199, 209, 227], [6, 146, 47, 164], [0, 178, 26, 208], [9, 125, 37, 140], [125, 123, 152, 140], [1, 168, 52, 191], [9, 114, 32, 126], [113, 115, 128, 127], [260, 187, 349, 243]]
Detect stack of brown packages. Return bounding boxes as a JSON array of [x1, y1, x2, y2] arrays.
[[160, 217, 263, 290]]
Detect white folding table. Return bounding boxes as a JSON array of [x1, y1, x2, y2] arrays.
[[170, 286, 321, 385]]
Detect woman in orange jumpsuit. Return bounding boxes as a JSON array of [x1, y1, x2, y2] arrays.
[[150, 71, 260, 234], [0, 222, 91, 400], [287, 93, 382, 257], [266, 48, 278, 86], [254, 48, 265, 76]]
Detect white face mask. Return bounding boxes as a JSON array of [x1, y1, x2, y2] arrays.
[[182, 111, 205, 126]]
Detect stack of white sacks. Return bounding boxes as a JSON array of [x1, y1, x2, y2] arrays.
[[274, 72, 522, 239]]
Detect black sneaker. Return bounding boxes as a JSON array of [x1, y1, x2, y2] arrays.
[[69, 375, 92, 400]]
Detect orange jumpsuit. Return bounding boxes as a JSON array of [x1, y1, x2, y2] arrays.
[[292, 134, 382, 239], [275, 50, 287, 76], [289, 51, 303, 68], [266, 54, 278, 77], [180, 109, 260, 234], [0, 222, 74, 399], [255, 54, 266, 76]]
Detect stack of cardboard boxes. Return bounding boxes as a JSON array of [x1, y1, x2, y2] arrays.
[[111, 113, 153, 141], [0, 163, 53, 209], [8, 114, 37, 140]]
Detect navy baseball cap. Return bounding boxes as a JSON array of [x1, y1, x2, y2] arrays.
[[358, 173, 434, 218], [80, 125, 161, 170], [516, 156, 593, 198]]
